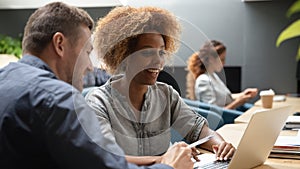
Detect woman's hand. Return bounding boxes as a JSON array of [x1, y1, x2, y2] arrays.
[[212, 141, 235, 161], [198, 126, 235, 161], [161, 142, 194, 169], [191, 147, 201, 162], [243, 88, 258, 98]]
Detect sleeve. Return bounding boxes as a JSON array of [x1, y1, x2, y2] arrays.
[[37, 89, 125, 168], [195, 74, 216, 105], [167, 85, 208, 143]]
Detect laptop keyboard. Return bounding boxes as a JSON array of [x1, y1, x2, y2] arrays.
[[194, 160, 230, 169]]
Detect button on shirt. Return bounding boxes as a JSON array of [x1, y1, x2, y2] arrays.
[[85, 75, 208, 156], [0, 55, 171, 169]]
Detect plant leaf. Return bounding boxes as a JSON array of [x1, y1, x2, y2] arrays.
[[287, 0, 300, 18], [0, 34, 22, 57], [276, 19, 300, 47]]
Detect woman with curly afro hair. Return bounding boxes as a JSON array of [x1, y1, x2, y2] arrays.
[[85, 6, 235, 166]]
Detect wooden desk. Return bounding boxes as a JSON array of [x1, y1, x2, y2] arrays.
[[235, 97, 300, 123], [216, 124, 300, 169]]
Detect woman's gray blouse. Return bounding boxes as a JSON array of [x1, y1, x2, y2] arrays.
[[85, 75, 208, 156]]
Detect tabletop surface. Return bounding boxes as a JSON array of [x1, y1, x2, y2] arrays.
[[235, 96, 300, 124]]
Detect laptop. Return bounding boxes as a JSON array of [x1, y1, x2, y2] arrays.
[[194, 106, 292, 169]]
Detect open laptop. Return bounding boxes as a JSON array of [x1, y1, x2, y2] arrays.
[[194, 106, 292, 169]]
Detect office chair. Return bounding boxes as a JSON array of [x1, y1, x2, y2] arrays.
[[182, 98, 243, 125], [157, 70, 181, 96], [157, 71, 225, 130]]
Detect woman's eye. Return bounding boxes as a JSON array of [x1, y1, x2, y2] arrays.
[[159, 50, 167, 57], [140, 49, 155, 57]]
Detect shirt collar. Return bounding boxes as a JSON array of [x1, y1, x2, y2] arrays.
[[19, 55, 57, 79]]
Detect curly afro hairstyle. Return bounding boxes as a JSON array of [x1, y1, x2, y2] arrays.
[[93, 6, 182, 74]]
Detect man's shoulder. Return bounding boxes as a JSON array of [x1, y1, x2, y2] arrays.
[[1, 62, 75, 96], [2, 62, 53, 81]]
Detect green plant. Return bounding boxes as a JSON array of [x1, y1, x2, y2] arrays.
[[0, 34, 22, 59], [276, 0, 300, 61]]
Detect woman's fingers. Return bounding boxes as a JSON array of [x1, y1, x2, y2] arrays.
[[212, 142, 235, 161]]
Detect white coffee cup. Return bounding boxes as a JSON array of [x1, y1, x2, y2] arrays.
[[259, 89, 275, 108]]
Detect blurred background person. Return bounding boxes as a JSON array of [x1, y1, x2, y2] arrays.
[[186, 40, 257, 110]]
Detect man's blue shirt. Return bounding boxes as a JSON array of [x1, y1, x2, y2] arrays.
[[0, 55, 171, 169]]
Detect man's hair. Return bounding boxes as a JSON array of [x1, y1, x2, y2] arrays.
[[22, 2, 94, 55], [93, 6, 181, 74]]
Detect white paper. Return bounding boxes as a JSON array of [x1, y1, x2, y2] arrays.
[[274, 136, 300, 146], [286, 116, 300, 123]]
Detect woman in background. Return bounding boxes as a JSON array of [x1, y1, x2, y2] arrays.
[[186, 40, 258, 110]]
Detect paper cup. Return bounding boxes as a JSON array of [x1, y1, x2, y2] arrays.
[[261, 95, 274, 108], [260, 89, 275, 109]]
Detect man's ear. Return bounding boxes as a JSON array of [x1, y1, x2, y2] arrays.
[[52, 32, 65, 58]]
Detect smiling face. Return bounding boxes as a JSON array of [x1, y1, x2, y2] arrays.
[[126, 33, 166, 86]]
